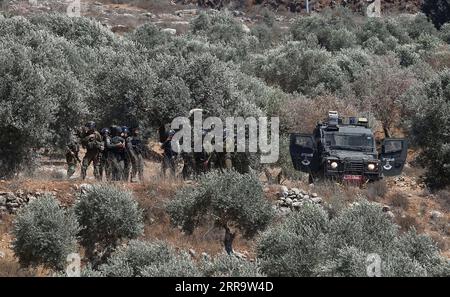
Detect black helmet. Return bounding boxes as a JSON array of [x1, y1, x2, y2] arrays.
[[110, 125, 122, 136], [85, 121, 96, 130], [122, 126, 130, 135], [100, 128, 110, 136]]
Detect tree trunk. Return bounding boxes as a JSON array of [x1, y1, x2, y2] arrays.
[[223, 226, 236, 255]]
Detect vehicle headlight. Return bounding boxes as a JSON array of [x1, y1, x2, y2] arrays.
[[330, 161, 338, 169], [367, 163, 376, 171]]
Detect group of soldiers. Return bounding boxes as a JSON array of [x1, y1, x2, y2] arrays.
[[65, 119, 240, 182], [66, 121, 145, 182]]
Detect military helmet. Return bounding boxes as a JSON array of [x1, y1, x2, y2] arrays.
[[100, 128, 110, 136], [85, 121, 96, 129], [122, 126, 130, 135], [110, 125, 122, 136]]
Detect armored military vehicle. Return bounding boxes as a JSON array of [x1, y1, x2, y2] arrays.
[[289, 111, 408, 183]]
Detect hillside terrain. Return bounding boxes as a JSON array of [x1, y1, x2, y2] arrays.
[[0, 0, 449, 277]]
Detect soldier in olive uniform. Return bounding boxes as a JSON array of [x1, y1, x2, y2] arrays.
[[80, 121, 104, 180], [65, 130, 81, 179]]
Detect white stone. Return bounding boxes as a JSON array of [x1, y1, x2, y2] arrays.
[[162, 28, 176, 35]]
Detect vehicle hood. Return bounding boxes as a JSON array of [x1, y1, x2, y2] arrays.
[[328, 150, 377, 161]]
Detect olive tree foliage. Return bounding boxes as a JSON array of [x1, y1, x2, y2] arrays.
[[167, 170, 274, 253], [85, 240, 262, 277], [98, 240, 200, 277], [257, 201, 450, 277], [74, 184, 144, 264], [0, 16, 91, 177], [12, 196, 79, 270], [402, 70, 450, 189]]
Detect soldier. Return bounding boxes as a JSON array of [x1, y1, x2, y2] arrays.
[[99, 128, 111, 181], [161, 129, 177, 178], [126, 127, 144, 183], [65, 129, 81, 179], [121, 126, 131, 182], [80, 121, 103, 180], [108, 125, 127, 181]]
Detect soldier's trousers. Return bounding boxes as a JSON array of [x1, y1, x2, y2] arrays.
[[66, 154, 77, 179], [109, 155, 125, 181], [130, 154, 144, 182], [100, 154, 111, 181], [161, 154, 176, 178], [81, 150, 100, 180]]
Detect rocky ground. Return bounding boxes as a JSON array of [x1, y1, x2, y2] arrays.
[[2, 0, 421, 36], [0, 156, 448, 276]]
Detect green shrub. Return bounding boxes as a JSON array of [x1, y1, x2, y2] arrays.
[[257, 200, 449, 277], [167, 170, 274, 253], [403, 70, 450, 188], [74, 184, 144, 263], [12, 196, 79, 270], [99, 240, 200, 277], [257, 203, 329, 276]]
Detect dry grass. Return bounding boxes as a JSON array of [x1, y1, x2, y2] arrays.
[[389, 191, 410, 210], [396, 214, 422, 233], [366, 180, 388, 201], [436, 189, 450, 212]]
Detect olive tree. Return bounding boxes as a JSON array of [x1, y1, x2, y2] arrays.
[[99, 240, 200, 277], [74, 184, 144, 264], [403, 70, 450, 189], [12, 196, 79, 270], [167, 170, 274, 254], [257, 200, 449, 277]]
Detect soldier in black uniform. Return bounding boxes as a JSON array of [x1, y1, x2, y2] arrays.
[[161, 129, 177, 178], [121, 126, 131, 182], [127, 127, 145, 183], [108, 125, 126, 181]]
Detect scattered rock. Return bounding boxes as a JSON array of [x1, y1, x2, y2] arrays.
[[279, 186, 288, 197], [382, 205, 391, 212], [285, 198, 293, 206], [201, 252, 210, 261], [189, 249, 196, 257], [430, 211, 443, 220], [311, 197, 323, 204], [162, 28, 176, 35], [386, 211, 395, 219], [175, 9, 198, 17], [291, 188, 300, 195], [311, 193, 318, 198], [241, 24, 251, 33], [292, 201, 302, 208], [234, 251, 247, 259], [80, 184, 93, 194], [0, 251, 5, 259]]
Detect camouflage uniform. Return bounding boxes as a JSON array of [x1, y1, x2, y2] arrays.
[[81, 130, 103, 180], [65, 140, 80, 179], [100, 132, 111, 181], [126, 132, 144, 183], [161, 133, 177, 178], [108, 134, 126, 181]]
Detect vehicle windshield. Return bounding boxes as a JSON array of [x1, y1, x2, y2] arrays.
[[325, 133, 374, 151]]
